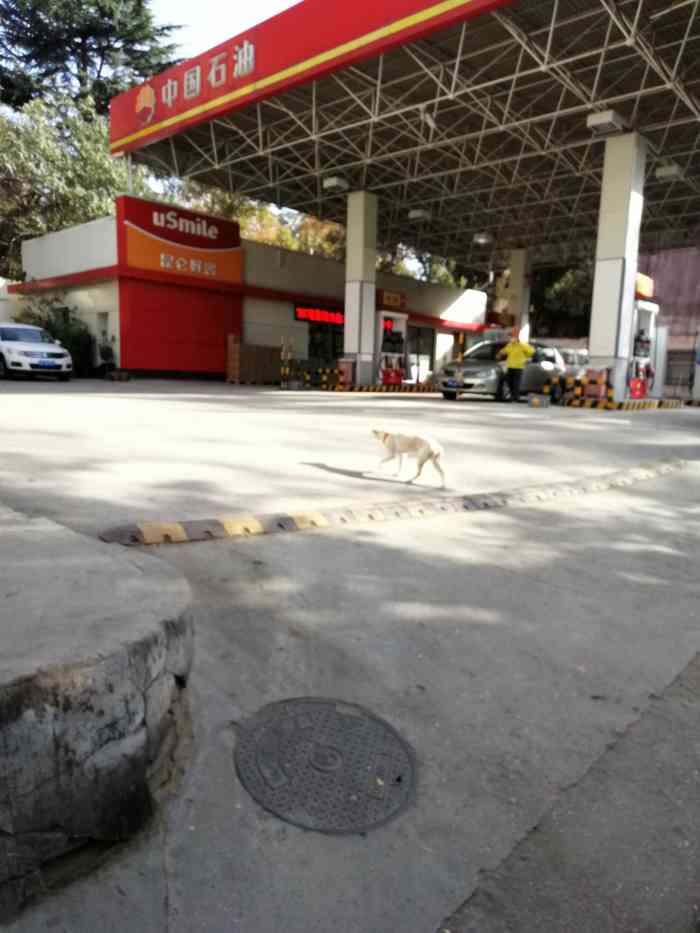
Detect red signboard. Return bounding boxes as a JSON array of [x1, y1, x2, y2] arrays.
[[295, 307, 398, 330], [295, 307, 345, 326], [110, 0, 508, 155], [116, 195, 243, 286]]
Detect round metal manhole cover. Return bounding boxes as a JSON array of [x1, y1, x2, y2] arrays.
[[234, 698, 416, 834]]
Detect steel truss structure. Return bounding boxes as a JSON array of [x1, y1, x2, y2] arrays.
[[131, 0, 700, 269]]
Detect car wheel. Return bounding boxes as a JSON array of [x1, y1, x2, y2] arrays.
[[550, 383, 564, 405], [496, 378, 512, 402], [442, 391, 458, 401], [0, 355, 9, 380]]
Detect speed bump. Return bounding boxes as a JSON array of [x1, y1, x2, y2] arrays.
[[138, 522, 189, 545], [219, 516, 265, 537], [290, 512, 332, 530], [99, 458, 687, 548]]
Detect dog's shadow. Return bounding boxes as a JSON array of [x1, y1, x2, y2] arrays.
[[302, 462, 409, 485]]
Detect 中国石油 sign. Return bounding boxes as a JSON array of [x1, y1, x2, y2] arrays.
[[109, 0, 508, 156]]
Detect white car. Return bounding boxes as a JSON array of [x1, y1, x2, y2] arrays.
[[0, 323, 73, 381]]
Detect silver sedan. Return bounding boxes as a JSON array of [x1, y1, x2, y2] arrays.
[[438, 341, 567, 402]]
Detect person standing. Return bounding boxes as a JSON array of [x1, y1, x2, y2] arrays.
[[497, 329, 535, 402]]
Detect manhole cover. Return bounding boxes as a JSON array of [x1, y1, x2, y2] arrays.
[[234, 698, 416, 834]]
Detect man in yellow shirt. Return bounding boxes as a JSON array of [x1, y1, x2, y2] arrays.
[[497, 329, 535, 402]]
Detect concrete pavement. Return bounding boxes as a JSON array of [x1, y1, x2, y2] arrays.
[[0, 503, 193, 920], [8, 463, 700, 933], [439, 654, 700, 933], [0, 380, 699, 536]]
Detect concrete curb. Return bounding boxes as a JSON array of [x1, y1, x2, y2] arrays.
[[0, 507, 194, 921], [544, 375, 687, 411], [99, 457, 687, 548], [567, 398, 684, 411]]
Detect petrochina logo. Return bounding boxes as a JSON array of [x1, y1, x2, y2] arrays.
[[136, 84, 156, 127], [152, 209, 219, 241]]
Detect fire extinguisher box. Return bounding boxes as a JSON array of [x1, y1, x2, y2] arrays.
[[629, 378, 648, 399], [382, 368, 403, 386]]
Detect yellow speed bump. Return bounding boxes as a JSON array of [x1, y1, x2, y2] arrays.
[[137, 522, 189, 545], [290, 512, 332, 530], [220, 516, 265, 537]]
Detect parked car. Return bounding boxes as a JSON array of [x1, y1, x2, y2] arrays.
[[438, 340, 567, 402], [559, 347, 590, 379], [0, 323, 73, 380]]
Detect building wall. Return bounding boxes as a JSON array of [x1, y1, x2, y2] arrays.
[[639, 247, 700, 349], [243, 241, 474, 319], [66, 282, 121, 364], [22, 217, 118, 280], [243, 297, 309, 358], [435, 332, 455, 370], [244, 243, 345, 301], [241, 243, 484, 364]]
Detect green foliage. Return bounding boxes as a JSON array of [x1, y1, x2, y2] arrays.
[[0, 95, 152, 279], [178, 179, 346, 258], [0, 0, 180, 114], [530, 262, 594, 338], [294, 215, 345, 259], [544, 263, 593, 318], [14, 292, 95, 376], [407, 250, 486, 289]]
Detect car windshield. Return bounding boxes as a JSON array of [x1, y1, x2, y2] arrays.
[[561, 350, 576, 364], [0, 326, 53, 344], [464, 342, 504, 362]]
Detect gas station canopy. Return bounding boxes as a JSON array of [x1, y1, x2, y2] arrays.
[[110, 0, 700, 269]]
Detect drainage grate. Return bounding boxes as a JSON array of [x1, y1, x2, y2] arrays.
[[234, 698, 416, 835]]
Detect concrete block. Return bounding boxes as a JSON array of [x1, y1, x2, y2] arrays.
[[0, 505, 192, 920]]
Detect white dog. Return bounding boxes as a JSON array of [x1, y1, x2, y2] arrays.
[[372, 430, 445, 487]]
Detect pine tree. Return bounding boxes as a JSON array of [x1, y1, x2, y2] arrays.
[[0, 0, 180, 114]]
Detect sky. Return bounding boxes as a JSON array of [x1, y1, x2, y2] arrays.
[[149, 0, 300, 59]]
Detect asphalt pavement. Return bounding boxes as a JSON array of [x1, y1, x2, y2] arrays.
[[5, 427, 700, 933], [0, 379, 698, 535]]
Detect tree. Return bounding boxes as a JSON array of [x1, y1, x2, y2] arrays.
[[177, 178, 345, 257], [293, 214, 345, 259], [0, 0, 180, 114], [0, 95, 152, 279], [530, 262, 594, 338]]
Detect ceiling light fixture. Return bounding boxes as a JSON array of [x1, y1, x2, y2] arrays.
[[586, 109, 626, 135], [655, 161, 683, 181], [322, 176, 349, 193]]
